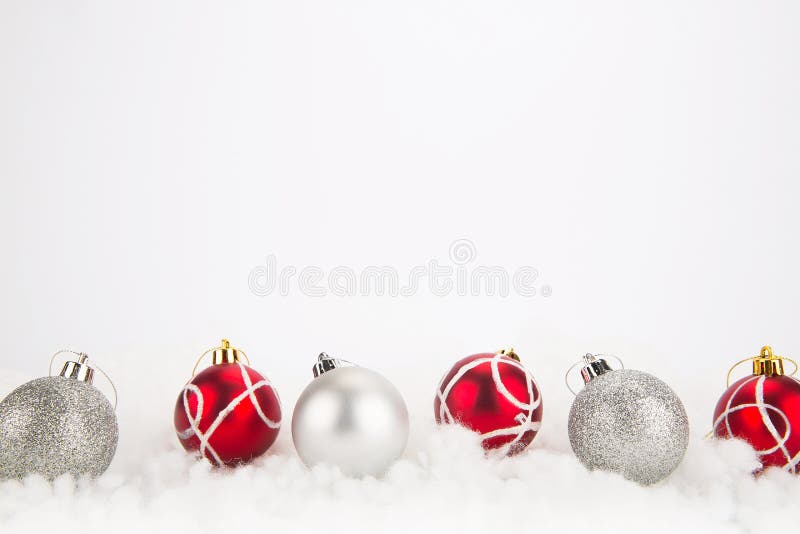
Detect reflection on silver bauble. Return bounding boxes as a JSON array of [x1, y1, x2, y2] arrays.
[[568, 369, 689, 485], [0, 376, 118, 480], [292, 366, 409, 477]]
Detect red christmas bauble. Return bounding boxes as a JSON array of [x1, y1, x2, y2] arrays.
[[174, 362, 282, 466], [713, 374, 800, 473], [434, 351, 543, 455]]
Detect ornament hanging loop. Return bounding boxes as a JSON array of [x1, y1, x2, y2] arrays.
[[726, 345, 798, 387], [565, 353, 625, 396], [48, 349, 118, 410], [191, 339, 251, 377], [49, 349, 87, 377]]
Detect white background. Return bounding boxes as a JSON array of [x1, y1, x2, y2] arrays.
[[0, 1, 799, 533]]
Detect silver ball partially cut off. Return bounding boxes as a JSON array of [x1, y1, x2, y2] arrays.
[[0, 376, 118, 480]]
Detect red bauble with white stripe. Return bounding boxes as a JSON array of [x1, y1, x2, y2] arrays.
[[434, 350, 543, 455], [713, 373, 800, 473], [174, 362, 282, 466]]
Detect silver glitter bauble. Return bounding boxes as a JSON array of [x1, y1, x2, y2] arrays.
[[292, 354, 409, 477], [0, 375, 118, 480], [567, 355, 689, 485]]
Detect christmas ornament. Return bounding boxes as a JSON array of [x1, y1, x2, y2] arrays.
[[174, 339, 282, 467], [0, 350, 119, 480], [712, 345, 800, 473], [292, 353, 409, 477], [434, 348, 543, 455], [566, 353, 688, 485]]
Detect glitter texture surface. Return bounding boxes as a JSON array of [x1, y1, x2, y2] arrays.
[[0, 376, 118, 480], [568, 369, 689, 485]]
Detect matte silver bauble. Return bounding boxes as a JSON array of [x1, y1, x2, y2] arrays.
[[0, 353, 118, 480], [567, 354, 689, 485], [292, 354, 409, 477]]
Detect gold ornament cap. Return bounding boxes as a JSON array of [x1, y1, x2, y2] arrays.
[[191, 339, 251, 377], [496, 348, 521, 362], [752, 345, 784, 377], [725, 345, 798, 387], [212, 339, 242, 365]]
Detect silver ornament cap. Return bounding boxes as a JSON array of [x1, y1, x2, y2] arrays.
[[0, 351, 119, 480], [567, 354, 689, 485], [311, 352, 355, 377], [292, 353, 409, 477]]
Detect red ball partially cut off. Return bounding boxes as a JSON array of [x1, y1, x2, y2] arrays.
[[713, 374, 800, 473]]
